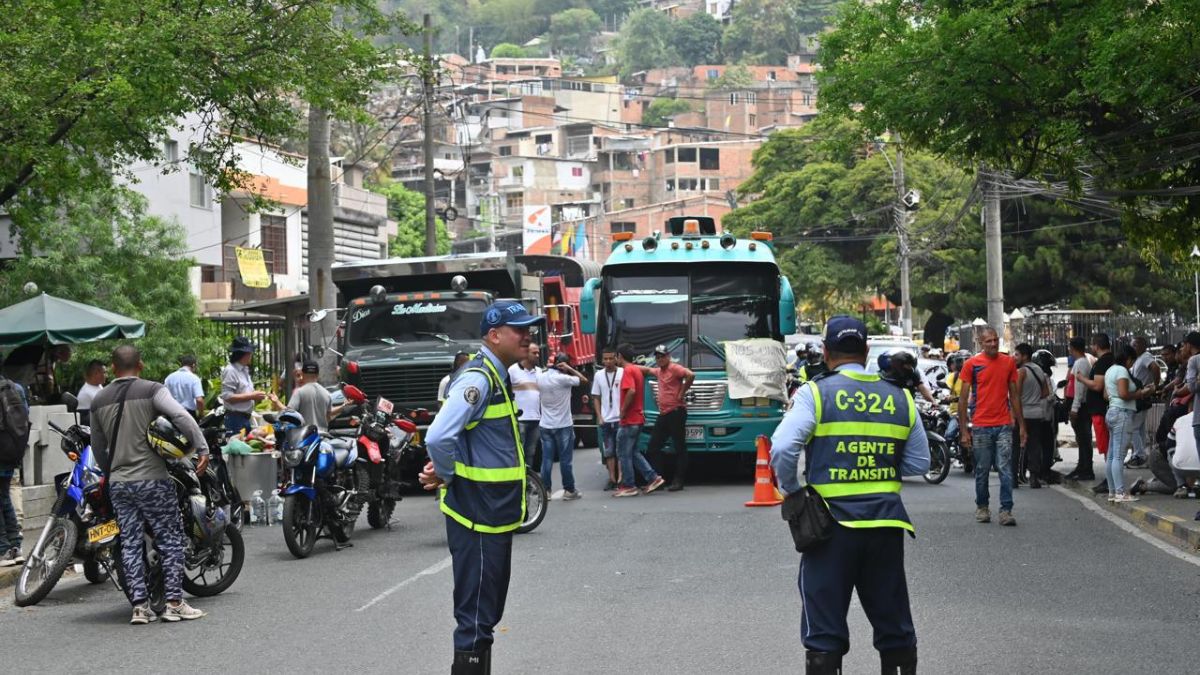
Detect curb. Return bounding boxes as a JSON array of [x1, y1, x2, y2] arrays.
[[1062, 477, 1200, 552], [0, 565, 20, 590]]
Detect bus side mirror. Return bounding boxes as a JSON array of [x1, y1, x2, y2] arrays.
[[779, 276, 797, 335], [580, 277, 599, 335]]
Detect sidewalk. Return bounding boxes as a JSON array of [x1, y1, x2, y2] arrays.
[[1054, 434, 1200, 553]]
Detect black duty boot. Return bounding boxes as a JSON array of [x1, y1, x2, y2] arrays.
[[805, 650, 842, 675], [451, 649, 487, 675], [880, 647, 917, 675]]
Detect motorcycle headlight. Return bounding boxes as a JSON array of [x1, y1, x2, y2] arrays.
[[283, 448, 305, 467]]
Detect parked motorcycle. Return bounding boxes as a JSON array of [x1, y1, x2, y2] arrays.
[[340, 385, 426, 529], [196, 406, 245, 530], [917, 399, 952, 484], [272, 409, 363, 558]]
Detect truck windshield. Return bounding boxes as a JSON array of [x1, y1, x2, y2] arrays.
[[607, 275, 688, 365], [347, 298, 486, 346], [604, 268, 777, 369]]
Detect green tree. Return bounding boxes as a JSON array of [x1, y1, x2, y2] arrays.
[[372, 182, 451, 257], [706, 64, 754, 92], [672, 12, 724, 67], [549, 9, 602, 57], [490, 43, 529, 58], [642, 98, 693, 126], [616, 9, 682, 78], [473, 0, 543, 50], [723, 0, 839, 64], [0, 0, 405, 232], [818, 0, 1200, 261], [0, 190, 225, 384]]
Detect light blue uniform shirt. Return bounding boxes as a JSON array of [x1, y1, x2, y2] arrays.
[[770, 362, 931, 495], [425, 346, 506, 486], [164, 367, 204, 411]]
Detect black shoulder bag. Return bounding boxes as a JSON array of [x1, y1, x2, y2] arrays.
[[1129, 372, 1152, 412], [95, 380, 134, 477], [781, 483, 834, 553]]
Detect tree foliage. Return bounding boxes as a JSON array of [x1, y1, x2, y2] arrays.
[[818, 0, 1200, 261], [673, 12, 724, 68], [371, 182, 451, 257], [723, 0, 839, 65], [473, 0, 544, 50], [642, 99, 693, 127], [490, 43, 529, 58], [616, 9, 682, 78], [0, 0, 405, 232], [549, 9, 602, 56], [0, 190, 225, 385]]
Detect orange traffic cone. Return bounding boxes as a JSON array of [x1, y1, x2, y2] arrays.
[[745, 434, 783, 507]]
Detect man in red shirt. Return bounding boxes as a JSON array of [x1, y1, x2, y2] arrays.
[[628, 344, 696, 491], [958, 327, 1027, 527], [613, 344, 665, 497]]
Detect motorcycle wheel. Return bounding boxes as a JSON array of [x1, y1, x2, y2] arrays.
[[282, 495, 319, 559], [182, 524, 245, 597], [924, 439, 951, 484], [367, 499, 395, 529], [83, 556, 106, 584], [14, 517, 78, 607], [516, 469, 548, 534]]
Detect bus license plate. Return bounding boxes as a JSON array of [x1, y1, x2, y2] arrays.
[[685, 426, 704, 441], [87, 520, 120, 544]]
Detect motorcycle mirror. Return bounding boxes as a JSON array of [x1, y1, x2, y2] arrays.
[[342, 384, 368, 404], [309, 309, 328, 323], [61, 392, 79, 413]]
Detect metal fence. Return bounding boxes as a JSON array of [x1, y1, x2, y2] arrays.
[[956, 311, 1189, 357], [203, 316, 290, 389]]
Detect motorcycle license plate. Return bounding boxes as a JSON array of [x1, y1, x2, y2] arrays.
[[685, 426, 704, 441], [87, 520, 119, 544], [376, 397, 394, 414]]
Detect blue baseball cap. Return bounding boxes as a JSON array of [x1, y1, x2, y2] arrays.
[[824, 315, 868, 352], [479, 300, 545, 336]]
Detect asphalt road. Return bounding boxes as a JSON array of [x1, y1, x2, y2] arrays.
[[5, 449, 1200, 674]]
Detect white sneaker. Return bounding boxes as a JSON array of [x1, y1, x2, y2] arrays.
[[1114, 493, 1140, 503], [161, 600, 206, 622], [130, 603, 158, 625], [562, 490, 582, 501], [549, 489, 565, 501]]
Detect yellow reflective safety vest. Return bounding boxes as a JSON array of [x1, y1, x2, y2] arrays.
[[805, 370, 916, 533], [439, 355, 526, 534]]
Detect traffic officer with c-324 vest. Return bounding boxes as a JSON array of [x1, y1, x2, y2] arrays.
[[770, 315, 931, 675], [420, 300, 545, 675]]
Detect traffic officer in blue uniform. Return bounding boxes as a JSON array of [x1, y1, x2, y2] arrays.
[[420, 300, 545, 675], [770, 316, 930, 675]]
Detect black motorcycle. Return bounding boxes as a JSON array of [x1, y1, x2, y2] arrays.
[[195, 407, 245, 530], [917, 400, 952, 484]]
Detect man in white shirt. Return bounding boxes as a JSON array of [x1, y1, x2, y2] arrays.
[[164, 354, 205, 419], [76, 359, 106, 425], [509, 344, 543, 468], [590, 347, 624, 490], [538, 352, 588, 500]]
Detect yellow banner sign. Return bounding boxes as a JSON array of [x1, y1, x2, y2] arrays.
[[234, 247, 271, 288]]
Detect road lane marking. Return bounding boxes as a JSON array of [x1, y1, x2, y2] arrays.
[[1051, 486, 1200, 567], [356, 555, 453, 611]]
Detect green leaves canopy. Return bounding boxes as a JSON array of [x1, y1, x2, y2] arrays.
[[616, 9, 682, 78], [0, 0, 401, 229], [371, 182, 451, 257]]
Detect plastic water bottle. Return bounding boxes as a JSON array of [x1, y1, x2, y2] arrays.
[[250, 490, 267, 526], [269, 490, 284, 526]]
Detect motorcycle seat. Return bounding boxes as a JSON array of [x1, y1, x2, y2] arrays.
[[326, 437, 358, 468]]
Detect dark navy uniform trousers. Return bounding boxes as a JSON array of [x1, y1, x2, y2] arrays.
[[799, 525, 916, 654], [446, 518, 514, 652]]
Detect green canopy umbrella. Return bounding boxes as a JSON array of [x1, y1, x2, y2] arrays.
[[0, 293, 145, 347]]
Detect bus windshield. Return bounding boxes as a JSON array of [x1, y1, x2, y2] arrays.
[[604, 267, 777, 369], [347, 298, 486, 346]]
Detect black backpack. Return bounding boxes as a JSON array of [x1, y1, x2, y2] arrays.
[[0, 377, 31, 465]]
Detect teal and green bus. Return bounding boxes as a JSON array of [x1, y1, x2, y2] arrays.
[[580, 216, 796, 456]]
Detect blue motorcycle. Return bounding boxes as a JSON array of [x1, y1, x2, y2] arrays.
[[271, 409, 363, 558]]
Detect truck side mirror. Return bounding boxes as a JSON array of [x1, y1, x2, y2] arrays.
[[581, 277, 599, 335], [779, 277, 797, 335]]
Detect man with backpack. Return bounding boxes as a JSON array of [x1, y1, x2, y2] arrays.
[[0, 352, 31, 566]]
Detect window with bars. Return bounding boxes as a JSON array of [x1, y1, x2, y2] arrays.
[[611, 221, 636, 233], [260, 215, 288, 275], [505, 192, 525, 210]]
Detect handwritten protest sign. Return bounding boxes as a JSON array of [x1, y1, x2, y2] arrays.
[[724, 338, 788, 402]]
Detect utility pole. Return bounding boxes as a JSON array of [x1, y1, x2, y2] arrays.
[[892, 131, 912, 337], [983, 167, 1005, 332], [422, 14, 437, 256], [306, 105, 338, 385]]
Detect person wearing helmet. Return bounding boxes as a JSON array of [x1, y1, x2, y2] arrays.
[[88, 345, 209, 625], [797, 343, 827, 383], [879, 350, 935, 403]]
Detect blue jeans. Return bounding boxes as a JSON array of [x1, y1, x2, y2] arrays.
[[599, 422, 619, 459], [539, 426, 576, 493], [973, 425, 1013, 511], [946, 417, 959, 444], [1106, 407, 1134, 494], [616, 424, 658, 489], [1129, 409, 1148, 460], [224, 411, 253, 436]]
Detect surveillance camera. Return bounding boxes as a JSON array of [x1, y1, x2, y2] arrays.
[[902, 189, 921, 210]]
